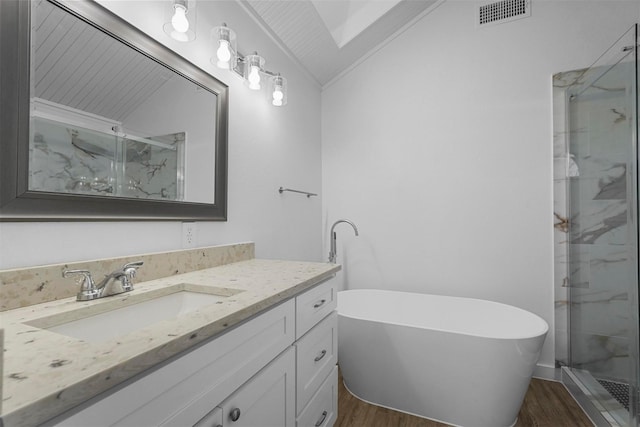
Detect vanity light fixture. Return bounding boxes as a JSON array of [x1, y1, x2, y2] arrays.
[[213, 24, 236, 69], [244, 53, 264, 90], [269, 74, 287, 107], [163, 0, 196, 42], [211, 24, 288, 106]]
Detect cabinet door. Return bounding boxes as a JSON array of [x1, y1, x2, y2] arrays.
[[194, 407, 222, 427], [220, 347, 295, 427]]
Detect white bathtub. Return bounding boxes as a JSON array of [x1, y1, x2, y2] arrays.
[[337, 289, 548, 427]]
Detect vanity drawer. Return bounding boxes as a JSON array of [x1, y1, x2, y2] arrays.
[[296, 311, 337, 413], [296, 366, 338, 427], [296, 277, 336, 339]]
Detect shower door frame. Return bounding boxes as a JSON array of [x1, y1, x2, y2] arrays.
[[556, 23, 639, 427]]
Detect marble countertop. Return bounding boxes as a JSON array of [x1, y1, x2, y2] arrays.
[[0, 259, 340, 427]]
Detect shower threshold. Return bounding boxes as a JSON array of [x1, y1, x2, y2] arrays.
[[562, 367, 629, 427]]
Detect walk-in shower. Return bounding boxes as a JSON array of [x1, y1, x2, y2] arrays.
[[553, 25, 639, 426]]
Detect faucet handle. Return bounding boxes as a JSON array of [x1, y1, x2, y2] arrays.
[[122, 261, 143, 277], [62, 269, 95, 289], [120, 261, 143, 291], [122, 261, 143, 274], [62, 269, 100, 301]]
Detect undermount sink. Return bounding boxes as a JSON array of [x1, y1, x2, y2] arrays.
[[25, 284, 244, 344]]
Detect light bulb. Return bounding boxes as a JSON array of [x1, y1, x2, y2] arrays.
[[270, 75, 286, 106], [171, 5, 189, 33], [272, 87, 284, 105], [248, 66, 261, 90], [216, 40, 232, 66]]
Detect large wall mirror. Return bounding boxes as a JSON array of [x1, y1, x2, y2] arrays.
[[0, 0, 228, 221]]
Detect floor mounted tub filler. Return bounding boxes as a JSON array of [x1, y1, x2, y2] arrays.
[[337, 289, 548, 427]]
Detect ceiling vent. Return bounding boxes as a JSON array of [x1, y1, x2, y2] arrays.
[[477, 0, 530, 27]]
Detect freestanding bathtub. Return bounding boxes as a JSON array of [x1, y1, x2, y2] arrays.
[[338, 289, 548, 427]]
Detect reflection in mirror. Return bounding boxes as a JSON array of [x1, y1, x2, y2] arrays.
[[0, 0, 228, 220], [30, 0, 216, 204]]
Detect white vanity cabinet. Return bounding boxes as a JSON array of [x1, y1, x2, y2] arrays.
[[45, 276, 338, 427], [199, 347, 296, 427], [293, 279, 338, 427]]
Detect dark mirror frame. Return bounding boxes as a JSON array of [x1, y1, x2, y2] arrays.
[[0, 0, 228, 221]]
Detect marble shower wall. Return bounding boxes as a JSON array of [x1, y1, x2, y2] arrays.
[[553, 62, 636, 383], [29, 117, 183, 201]]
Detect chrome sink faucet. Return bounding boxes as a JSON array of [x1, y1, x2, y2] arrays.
[[329, 219, 359, 263], [63, 261, 144, 301]]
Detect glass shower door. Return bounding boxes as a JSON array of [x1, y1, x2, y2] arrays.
[[565, 24, 638, 426]]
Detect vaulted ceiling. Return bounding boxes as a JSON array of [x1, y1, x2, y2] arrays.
[[36, 0, 445, 100], [33, 0, 173, 123], [241, 0, 442, 86]]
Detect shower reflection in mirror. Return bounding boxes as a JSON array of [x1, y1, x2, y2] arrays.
[[30, 100, 185, 201], [28, 0, 217, 203]]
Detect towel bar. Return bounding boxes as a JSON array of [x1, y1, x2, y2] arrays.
[[278, 187, 317, 198]]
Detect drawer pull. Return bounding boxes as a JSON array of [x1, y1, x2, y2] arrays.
[[313, 299, 326, 309], [315, 410, 328, 426], [230, 408, 241, 422], [314, 349, 327, 362]]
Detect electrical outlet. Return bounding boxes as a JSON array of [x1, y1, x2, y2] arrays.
[[182, 222, 197, 248]]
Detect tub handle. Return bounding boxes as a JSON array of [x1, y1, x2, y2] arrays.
[[313, 299, 326, 309], [315, 410, 328, 426], [314, 349, 327, 362], [230, 408, 241, 422]]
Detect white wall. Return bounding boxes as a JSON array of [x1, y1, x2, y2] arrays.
[[0, 0, 323, 269], [321, 1, 640, 369], [123, 76, 217, 203]]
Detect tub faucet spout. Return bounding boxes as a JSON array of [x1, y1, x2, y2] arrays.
[[329, 219, 359, 263]]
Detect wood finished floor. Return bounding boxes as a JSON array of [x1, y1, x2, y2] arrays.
[[336, 372, 594, 427]]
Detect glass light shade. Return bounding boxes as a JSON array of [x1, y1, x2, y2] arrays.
[[268, 75, 287, 107], [163, 0, 196, 42], [244, 54, 265, 91], [211, 25, 237, 70]]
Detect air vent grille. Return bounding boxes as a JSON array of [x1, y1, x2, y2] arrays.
[[478, 0, 530, 27]]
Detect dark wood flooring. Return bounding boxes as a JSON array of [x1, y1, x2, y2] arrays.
[[336, 372, 594, 427]]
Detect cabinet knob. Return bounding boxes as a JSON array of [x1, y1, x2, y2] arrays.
[[230, 408, 241, 422]]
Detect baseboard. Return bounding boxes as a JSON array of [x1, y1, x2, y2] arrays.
[[533, 363, 561, 381]]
